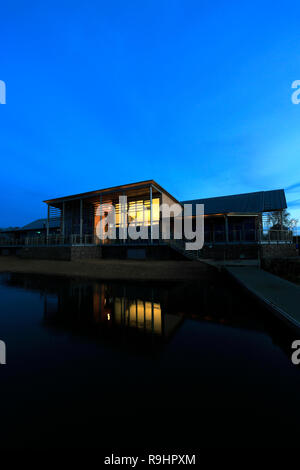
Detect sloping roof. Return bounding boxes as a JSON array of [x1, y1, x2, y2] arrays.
[[17, 218, 60, 231], [181, 189, 287, 215], [44, 179, 179, 205]]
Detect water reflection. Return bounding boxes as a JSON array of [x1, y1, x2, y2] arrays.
[[1, 271, 300, 450], [42, 280, 183, 344], [2, 271, 295, 357], [92, 284, 163, 334]]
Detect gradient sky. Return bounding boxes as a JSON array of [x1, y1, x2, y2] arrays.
[[1, 0, 300, 227]]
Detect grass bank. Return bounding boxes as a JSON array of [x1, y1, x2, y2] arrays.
[[0, 256, 216, 282]]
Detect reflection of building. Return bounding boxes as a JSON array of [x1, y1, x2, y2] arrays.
[[114, 298, 162, 334], [2, 272, 295, 361], [44, 280, 183, 341], [91, 283, 183, 338]]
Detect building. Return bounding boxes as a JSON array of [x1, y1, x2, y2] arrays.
[[44, 180, 177, 246], [0, 218, 60, 243], [0, 180, 294, 259], [183, 188, 288, 244]]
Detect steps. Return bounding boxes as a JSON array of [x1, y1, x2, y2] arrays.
[[166, 239, 200, 261]]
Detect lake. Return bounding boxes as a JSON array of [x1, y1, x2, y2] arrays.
[[0, 271, 300, 449]]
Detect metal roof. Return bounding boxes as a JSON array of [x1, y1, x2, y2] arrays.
[[1, 218, 60, 233], [17, 218, 60, 231], [181, 189, 287, 215]]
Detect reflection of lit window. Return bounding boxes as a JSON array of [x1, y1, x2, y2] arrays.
[[114, 297, 161, 334], [107, 314, 110, 320]]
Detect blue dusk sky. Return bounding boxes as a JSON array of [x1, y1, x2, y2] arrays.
[[1, 0, 300, 226]]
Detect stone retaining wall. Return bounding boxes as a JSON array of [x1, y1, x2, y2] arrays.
[[15, 243, 298, 262], [18, 246, 102, 261], [101, 244, 185, 260], [260, 244, 298, 259], [262, 257, 300, 284], [200, 244, 259, 260], [70, 246, 102, 260], [200, 243, 298, 260], [18, 245, 181, 261]]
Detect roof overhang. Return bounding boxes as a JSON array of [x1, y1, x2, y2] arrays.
[[203, 212, 259, 217], [44, 180, 180, 205]]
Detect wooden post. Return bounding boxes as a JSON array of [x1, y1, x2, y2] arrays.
[[280, 210, 283, 242], [99, 194, 102, 245], [47, 204, 50, 244], [123, 192, 126, 244], [80, 199, 83, 244], [62, 202, 65, 243], [143, 198, 145, 230], [225, 215, 229, 243], [159, 193, 162, 243], [151, 289, 154, 334], [150, 185, 153, 244]]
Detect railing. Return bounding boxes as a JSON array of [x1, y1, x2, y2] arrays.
[[0, 238, 26, 246], [0, 234, 166, 247], [204, 229, 257, 243], [0, 229, 294, 247], [204, 229, 293, 244], [259, 229, 293, 243]]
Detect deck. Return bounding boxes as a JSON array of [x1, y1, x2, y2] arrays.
[[226, 266, 300, 330]]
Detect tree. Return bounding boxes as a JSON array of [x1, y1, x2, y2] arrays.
[[266, 209, 298, 230]]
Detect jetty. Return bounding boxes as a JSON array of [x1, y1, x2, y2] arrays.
[[226, 266, 300, 330]]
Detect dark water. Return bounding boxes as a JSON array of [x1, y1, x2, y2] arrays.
[[0, 271, 300, 449]]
